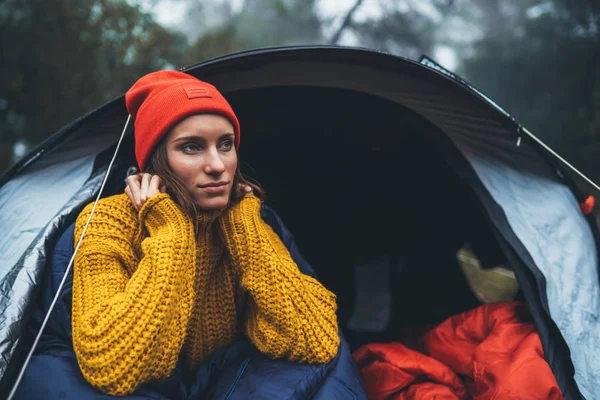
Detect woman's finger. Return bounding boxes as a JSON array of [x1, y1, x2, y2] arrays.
[[126, 174, 142, 209], [124, 185, 134, 208], [125, 184, 142, 211], [140, 173, 151, 203], [236, 183, 252, 195], [149, 175, 162, 197]]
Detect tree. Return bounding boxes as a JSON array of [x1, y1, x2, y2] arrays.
[[182, 0, 325, 65], [457, 0, 600, 178], [0, 0, 187, 172], [345, 0, 459, 59]]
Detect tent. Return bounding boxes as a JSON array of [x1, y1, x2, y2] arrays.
[[0, 46, 598, 399]]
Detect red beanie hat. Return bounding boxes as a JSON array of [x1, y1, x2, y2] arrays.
[[125, 70, 240, 170]]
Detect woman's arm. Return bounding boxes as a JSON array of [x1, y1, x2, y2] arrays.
[[72, 193, 197, 395], [219, 196, 340, 364]]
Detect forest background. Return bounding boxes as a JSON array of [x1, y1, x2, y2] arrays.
[[1, 0, 599, 185]]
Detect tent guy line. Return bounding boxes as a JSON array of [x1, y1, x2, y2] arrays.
[[2, 47, 598, 398], [8, 109, 598, 400], [6, 115, 133, 400], [520, 126, 600, 193]]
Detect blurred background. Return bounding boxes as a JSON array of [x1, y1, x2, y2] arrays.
[[1, 0, 599, 183]]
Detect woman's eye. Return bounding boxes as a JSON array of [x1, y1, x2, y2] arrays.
[[182, 143, 201, 153], [219, 140, 233, 151]]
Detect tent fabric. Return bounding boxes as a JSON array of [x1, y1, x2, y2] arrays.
[[196, 51, 598, 398], [0, 112, 132, 393], [455, 127, 599, 398], [0, 167, 107, 392], [17, 205, 367, 399], [0, 46, 597, 399]]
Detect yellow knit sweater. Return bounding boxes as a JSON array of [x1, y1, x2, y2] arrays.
[[72, 193, 339, 396]]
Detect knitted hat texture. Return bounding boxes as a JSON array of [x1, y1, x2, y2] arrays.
[[125, 70, 240, 170]]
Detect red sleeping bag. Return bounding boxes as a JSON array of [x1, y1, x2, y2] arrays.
[[353, 302, 563, 399]]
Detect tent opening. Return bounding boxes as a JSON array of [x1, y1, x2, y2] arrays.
[[67, 85, 520, 352], [227, 86, 519, 350]]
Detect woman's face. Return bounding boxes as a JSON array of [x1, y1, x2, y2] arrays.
[[166, 114, 237, 212]]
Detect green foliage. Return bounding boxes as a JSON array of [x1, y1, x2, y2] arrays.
[[234, 0, 323, 47], [0, 0, 327, 174], [0, 0, 187, 171], [348, 0, 452, 58], [182, 0, 324, 65], [1, 0, 598, 180]]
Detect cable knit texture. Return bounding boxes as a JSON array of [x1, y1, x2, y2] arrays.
[[72, 193, 339, 396], [219, 196, 340, 363]]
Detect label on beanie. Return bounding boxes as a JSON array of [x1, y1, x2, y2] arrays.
[[185, 87, 212, 99]]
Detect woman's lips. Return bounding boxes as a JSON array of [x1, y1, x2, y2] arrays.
[[198, 181, 229, 194]]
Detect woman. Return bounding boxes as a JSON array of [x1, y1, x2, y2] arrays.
[[68, 70, 340, 396]]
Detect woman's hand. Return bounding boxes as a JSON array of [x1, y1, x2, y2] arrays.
[[235, 182, 253, 199], [125, 173, 166, 211]]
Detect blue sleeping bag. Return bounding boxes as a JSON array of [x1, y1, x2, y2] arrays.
[[16, 204, 367, 399]]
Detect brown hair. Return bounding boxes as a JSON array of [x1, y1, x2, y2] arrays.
[[145, 140, 265, 224]]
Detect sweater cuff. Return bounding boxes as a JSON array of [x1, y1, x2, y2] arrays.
[[229, 195, 262, 221], [219, 196, 262, 258], [220, 195, 261, 235], [139, 193, 191, 235]]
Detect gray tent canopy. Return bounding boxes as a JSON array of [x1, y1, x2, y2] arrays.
[[0, 46, 598, 399]]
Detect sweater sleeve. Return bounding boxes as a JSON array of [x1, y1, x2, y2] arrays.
[[219, 196, 340, 364], [72, 193, 197, 396]]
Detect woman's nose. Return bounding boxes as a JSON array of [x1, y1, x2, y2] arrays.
[[203, 148, 226, 174]]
